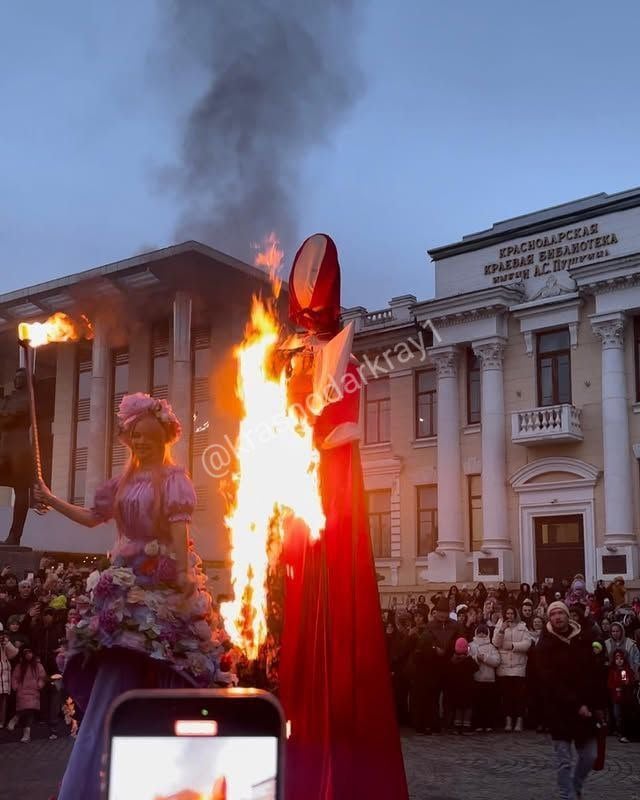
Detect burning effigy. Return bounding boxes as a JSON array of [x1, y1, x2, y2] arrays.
[[222, 233, 408, 799]]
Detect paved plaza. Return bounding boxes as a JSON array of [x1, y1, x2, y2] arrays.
[[1, 727, 638, 800]]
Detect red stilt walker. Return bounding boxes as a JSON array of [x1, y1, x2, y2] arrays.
[[278, 234, 408, 799]]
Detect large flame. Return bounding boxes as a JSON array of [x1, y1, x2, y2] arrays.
[[18, 312, 93, 348], [253, 232, 285, 298], [222, 298, 325, 660]]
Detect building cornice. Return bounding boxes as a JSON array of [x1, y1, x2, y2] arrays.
[[413, 285, 524, 328], [428, 188, 640, 260], [570, 253, 640, 293]]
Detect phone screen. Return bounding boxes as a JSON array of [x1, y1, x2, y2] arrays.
[[108, 735, 277, 799], [104, 689, 283, 800]]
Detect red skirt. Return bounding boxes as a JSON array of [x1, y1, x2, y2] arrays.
[[279, 442, 408, 799]]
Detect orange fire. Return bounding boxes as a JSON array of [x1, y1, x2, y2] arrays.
[[18, 312, 93, 348], [253, 232, 285, 298], [221, 297, 325, 660]]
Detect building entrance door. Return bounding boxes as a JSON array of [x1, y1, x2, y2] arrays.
[[535, 515, 585, 585]]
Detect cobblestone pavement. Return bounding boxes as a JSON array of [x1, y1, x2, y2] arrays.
[[1, 728, 639, 799]]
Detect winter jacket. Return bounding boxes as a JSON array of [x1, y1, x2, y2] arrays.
[[493, 620, 531, 678], [446, 654, 478, 707], [536, 620, 607, 742], [607, 657, 636, 705], [609, 581, 627, 608], [28, 620, 65, 675], [605, 633, 640, 678], [11, 660, 46, 712], [0, 639, 18, 694], [469, 635, 500, 683]]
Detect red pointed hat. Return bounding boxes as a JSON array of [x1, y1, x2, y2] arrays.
[[288, 233, 341, 334]]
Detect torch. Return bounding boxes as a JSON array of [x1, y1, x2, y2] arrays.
[[18, 326, 48, 515]]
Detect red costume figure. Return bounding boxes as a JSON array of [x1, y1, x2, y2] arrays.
[[278, 234, 408, 799]]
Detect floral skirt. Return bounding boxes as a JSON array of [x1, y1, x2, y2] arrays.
[[66, 536, 227, 695]]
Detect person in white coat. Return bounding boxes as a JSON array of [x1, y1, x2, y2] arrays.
[[493, 605, 531, 732], [469, 623, 500, 732]]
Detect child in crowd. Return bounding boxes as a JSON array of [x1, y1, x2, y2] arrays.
[[7, 647, 46, 742], [608, 649, 636, 743], [447, 637, 478, 734], [469, 623, 500, 732]]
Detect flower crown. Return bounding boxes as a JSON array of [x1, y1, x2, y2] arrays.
[[117, 392, 182, 445]]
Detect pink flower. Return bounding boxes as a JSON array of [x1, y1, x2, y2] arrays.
[[99, 608, 121, 635], [94, 573, 117, 600]]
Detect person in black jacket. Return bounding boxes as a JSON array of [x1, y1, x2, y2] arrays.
[[536, 601, 607, 800], [426, 597, 458, 732], [406, 611, 437, 734], [26, 608, 65, 738]]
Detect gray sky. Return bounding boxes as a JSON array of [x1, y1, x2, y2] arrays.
[[2, 1, 640, 309]]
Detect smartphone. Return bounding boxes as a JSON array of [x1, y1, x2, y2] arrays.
[[103, 688, 284, 800], [27, 572, 34, 582]]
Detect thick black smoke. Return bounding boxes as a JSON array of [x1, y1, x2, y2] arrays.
[[162, 0, 364, 261]]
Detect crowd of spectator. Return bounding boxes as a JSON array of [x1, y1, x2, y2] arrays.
[[384, 576, 640, 742], [0, 556, 107, 743]]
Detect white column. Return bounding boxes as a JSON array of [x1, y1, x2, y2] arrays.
[[592, 313, 635, 544], [171, 291, 192, 468], [431, 346, 464, 552], [85, 315, 110, 506], [473, 338, 509, 549], [50, 343, 77, 500]]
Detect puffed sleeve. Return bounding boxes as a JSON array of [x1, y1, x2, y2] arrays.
[[164, 466, 197, 523], [90, 477, 119, 522]]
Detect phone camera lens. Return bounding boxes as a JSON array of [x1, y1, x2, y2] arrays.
[[201, 708, 209, 717]]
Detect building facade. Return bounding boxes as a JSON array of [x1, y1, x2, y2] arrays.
[[350, 188, 640, 601], [0, 241, 273, 586]]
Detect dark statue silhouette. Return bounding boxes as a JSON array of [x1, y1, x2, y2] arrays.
[[0, 369, 34, 546]]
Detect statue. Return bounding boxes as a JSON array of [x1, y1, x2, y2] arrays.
[[0, 368, 34, 546]]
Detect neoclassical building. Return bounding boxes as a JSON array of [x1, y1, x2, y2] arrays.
[[0, 241, 272, 585], [3, 189, 640, 603], [349, 187, 640, 600]]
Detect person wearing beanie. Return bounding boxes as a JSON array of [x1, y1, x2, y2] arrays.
[[492, 605, 531, 732], [426, 597, 458, 733], [536, 599, 607, 800], [446, 637, 478, 734], [469, 623, 500, 732], [605, 621, 640, 678]]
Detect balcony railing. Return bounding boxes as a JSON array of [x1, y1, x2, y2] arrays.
[[511, 404, 583, 445]]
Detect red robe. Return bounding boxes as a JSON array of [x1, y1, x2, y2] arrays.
[[279, 362, 408, 799]]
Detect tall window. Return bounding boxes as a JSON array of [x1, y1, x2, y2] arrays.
[[109, 349, 129, 476], [415, 369, 437, 438], [152, 322, 170, 399], [537, 328, 571, 406], [71, 346, 92, 505], [417, 485, 437, 557], [468, 475, 483, 553], [367, 490, 391, 558], [365, 377, 390, 444], [467, 350, 481, 424], [191, 327, 211, 510]]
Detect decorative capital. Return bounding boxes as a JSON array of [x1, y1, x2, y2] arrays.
[[430, 348, 459, 378], [473, 340, 506, 370], [592, 317, 625, 349]]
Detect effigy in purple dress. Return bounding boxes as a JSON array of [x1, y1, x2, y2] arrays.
[[58, 464, 226, 800]]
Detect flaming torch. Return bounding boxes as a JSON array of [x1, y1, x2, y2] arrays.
[[17, 313, 93, 507]]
